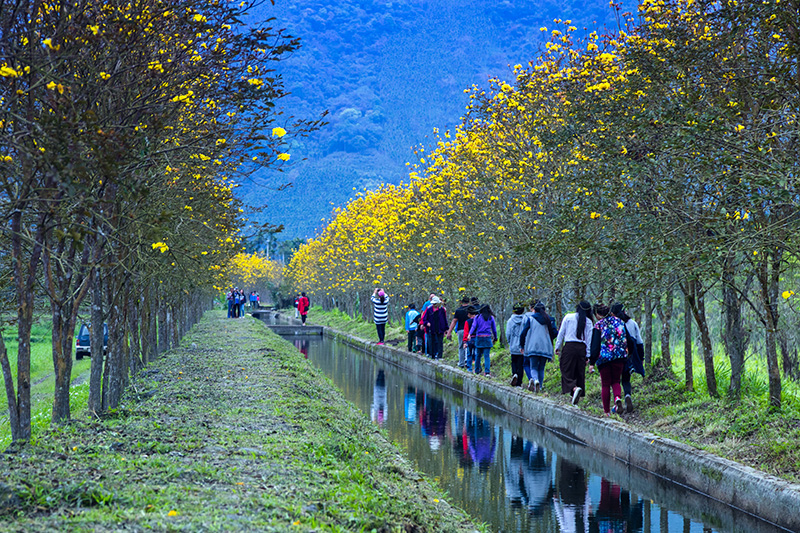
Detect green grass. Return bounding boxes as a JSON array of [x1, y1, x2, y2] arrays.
[[307, 306, 800, 484], [1, 310, 483, 532], [1, 318, 93, 448]]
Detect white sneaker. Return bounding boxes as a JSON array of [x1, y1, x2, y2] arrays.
[[533, 380, 540, 393], [572, 387, 582, 405]]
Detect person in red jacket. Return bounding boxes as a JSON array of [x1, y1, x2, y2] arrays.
[[297, 292, 310, 325]]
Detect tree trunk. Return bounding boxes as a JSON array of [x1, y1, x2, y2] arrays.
[[643, 294, 653, 367], [9, 209, 47, 441], [779, 330, 799, 381], [0, 333, 19, 440], [104, 277, 125, 411], [757, 249, 782, 409], [655, 289, 673, 370], [129, 292, 143, 376], [88, 268, 106, 415], [683, 291, 694, 391], [685, 279, 717, 397], [157, 285, 169, 354], [722, 254, 746, 401]]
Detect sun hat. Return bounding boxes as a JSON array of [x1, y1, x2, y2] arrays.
[[431, 296, 442, 304]]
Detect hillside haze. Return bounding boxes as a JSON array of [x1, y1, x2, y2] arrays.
[[243, 0, 618, 240]]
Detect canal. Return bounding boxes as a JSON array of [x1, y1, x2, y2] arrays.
[[284, 332, 788, 533]]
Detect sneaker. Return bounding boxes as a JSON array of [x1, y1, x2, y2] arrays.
[[614, 396, 623, 414], [625, 394, 634, 413], [376, 342, 384, 345], [510, 374, 519, 387], [527, 380, 535, 392], [572, 387, 582, 405], [534, 380, 540, 393], [484, 372, 491, 377]]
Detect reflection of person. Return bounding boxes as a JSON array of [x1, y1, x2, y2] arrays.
[[588, 478, 644, 533], [370, 370, 387, 426], [451, 407, 474, 468], [504, 435, 526, 508], [521, 442, 552, 515], [553, 456, 590, 533], [404, 386, 417, 423], [293, 338, 309, 358], [467, 411, 496, 472], [418, 392, 447, 452]]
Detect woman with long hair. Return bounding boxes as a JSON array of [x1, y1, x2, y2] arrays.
[[468, 304, 498, 377], [555, 301, 594, 404], [589, 303, 629, 415], [610, 302, 645, 413]]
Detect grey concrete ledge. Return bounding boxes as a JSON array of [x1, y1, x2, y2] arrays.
[[314, 323, 800, 532]]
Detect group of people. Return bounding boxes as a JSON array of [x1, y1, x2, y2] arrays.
[[388, 292, 645, 416], [293, 292, 310, 325], [397, 295, 499, 375], [226, 288, 261, 318], [505, 299, 645, 415]]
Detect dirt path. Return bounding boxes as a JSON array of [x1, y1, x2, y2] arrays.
[[0, 311, 481, 532]]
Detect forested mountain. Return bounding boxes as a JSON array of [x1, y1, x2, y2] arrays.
[[242, 0, 620, 239]]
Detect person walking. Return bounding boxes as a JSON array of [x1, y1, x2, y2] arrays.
[[371, 288, 390, 344], [426, 297, 448, 359], [462, 306, 478, 372], [610, 303, 645, 413], [405, 303, 420, 352], [589, 303, 629, 416], [519, 301, 558, 392], [297, 292, 310, 325], [505, 303, 527, 387], [238, 289, 246, 317], [447, 297, 472, 368], [420, 294, 435, 355], [226, 288, 235, 318], [294, 294, 300, 319], [468, 304, 497, 377], [555, 301, 594, 405]]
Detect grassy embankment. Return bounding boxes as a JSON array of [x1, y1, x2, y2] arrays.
[[308, 306, 800, 484], [1, 319, 93, 449], [1, 310, 482, 532]]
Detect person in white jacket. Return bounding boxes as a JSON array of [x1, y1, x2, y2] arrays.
[[554, 301, 594, 405]]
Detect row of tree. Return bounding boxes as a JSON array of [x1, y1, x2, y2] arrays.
[[286, 0, 799, 409], [0, 0, 316, 443]]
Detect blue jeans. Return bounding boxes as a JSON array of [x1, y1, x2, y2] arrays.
[[227, 300, 233, 318], [466, 344, 476, 372], [456, 330, 467, 366], [477, 347, 491, 374], [526, 355, 548, 384]]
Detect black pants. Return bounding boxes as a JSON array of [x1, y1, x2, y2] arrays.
[[560, 341, 587, 395], [511, 353, 525, 386], [430, 333, 444, 359], [376, 323, 386, 343], [301, 313, 307, 324], [407, 331, 416, 351]]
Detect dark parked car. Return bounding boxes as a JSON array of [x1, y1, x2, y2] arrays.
[[75, 323, 108, 360]]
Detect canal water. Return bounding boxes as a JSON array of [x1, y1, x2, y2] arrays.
[[284, 332, 787, 533]]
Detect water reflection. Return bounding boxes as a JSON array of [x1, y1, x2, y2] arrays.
[[292, 334, 786, 533]]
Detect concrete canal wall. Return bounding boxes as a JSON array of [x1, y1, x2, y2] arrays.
[[311, 323, 800, 532]]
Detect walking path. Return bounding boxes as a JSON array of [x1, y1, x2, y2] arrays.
[[1, 311, 480, 532]]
